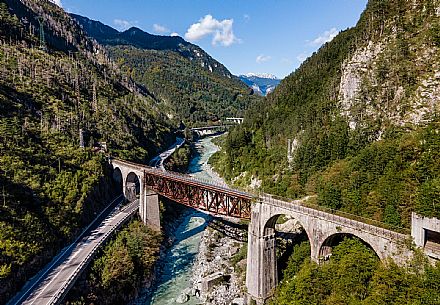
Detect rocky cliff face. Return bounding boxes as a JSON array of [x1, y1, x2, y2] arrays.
[[339, 0, 440, 134]]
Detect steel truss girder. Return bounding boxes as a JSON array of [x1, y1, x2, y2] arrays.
[[143, 171, 251, 219]]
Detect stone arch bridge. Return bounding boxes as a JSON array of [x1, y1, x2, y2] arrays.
[[111, 159, 414, 303]]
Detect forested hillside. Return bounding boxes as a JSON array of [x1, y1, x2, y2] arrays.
[[212, 0, 440, 229], [73, 15, 261, 126], [0, 0, 174, 302]]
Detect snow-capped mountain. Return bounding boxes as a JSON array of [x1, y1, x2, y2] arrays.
[[239, 73, 281, 96], [243, 73, 279, 80]]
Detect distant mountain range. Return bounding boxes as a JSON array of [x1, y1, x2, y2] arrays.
[[239, 73, 281, 96], [73, 14, 279, 98]]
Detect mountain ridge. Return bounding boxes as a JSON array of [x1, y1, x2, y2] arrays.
[[213, 0, 440, 227], [239, 73, 281, 96], [0, 1, 175, 301], [71, 13, 234, 79], [243, 72, 279, 79], [72, 13, 261, 126]]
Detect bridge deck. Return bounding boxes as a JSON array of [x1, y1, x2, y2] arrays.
[[113, 158, 409, 236], [144, 167, 252, 199]]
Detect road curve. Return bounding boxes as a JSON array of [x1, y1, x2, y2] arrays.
[[11, 198, 138, 305]]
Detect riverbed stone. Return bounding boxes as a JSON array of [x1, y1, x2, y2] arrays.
[[229, 246, 239, 256], [176, 292, 190, 303], [230, 298, 245, 305], [202, 272, 227, 293]]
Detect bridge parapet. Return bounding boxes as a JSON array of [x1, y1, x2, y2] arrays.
[[112, 158, 252, 198], [111, 158, 411, 238]]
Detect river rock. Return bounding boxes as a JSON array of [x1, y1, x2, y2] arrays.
[[175, 292, 190, 304], [230, 298, 245, 305], [202, 272, 226, 293], [229, 246, 239, 256]]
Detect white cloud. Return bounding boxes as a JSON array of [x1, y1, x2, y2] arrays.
[[153, 23, 170, 34], [185, 15, 240, 47], [50, 0, 62, 7], [256, 54, 271, 64], [113, 19, 136, 31], [170, 32, 180, 37], [310, 27, 338, 46]]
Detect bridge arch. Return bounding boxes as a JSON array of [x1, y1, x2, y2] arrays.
[[125, 172, 141, 202], [112, 167, 123, 193], [263, 213, 311, 241], [318, 232, 379, 261], [315, 226, 387, 262], [263, 213, 311, 280], [252, 204, 317, 256]]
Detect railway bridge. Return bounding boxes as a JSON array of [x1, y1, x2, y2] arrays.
[[191, 125, 230, 137], [111, 159, 417, 303], [111, 159, 253, 229]]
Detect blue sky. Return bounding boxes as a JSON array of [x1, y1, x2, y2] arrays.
[[58, 0, 367, 78]]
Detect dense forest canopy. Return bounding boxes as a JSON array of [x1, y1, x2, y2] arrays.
[[270, 238, 440, 305]]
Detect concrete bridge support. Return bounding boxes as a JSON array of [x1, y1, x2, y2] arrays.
[[142, 188, 161, 230], [246, 231, 277, 304]]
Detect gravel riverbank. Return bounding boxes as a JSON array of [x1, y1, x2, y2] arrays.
[[189, 218, 248, 305]]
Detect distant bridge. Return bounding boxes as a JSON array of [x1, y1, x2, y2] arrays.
[[225, 117, 244, 124], [191, 125, 230, 137], [190, 118, 244, 137]]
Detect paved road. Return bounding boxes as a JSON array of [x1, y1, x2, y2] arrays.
[[148, 137, 185, 169], [11, 198, 138, 305]]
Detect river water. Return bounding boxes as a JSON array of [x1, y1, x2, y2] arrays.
[[137, 136, 223, 305]]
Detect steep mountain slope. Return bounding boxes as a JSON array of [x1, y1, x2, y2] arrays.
[[72, 15, 260, 126], [239, 73, 281, 96], [0, 0, 174, 302], [212, 0, 440, 228]]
